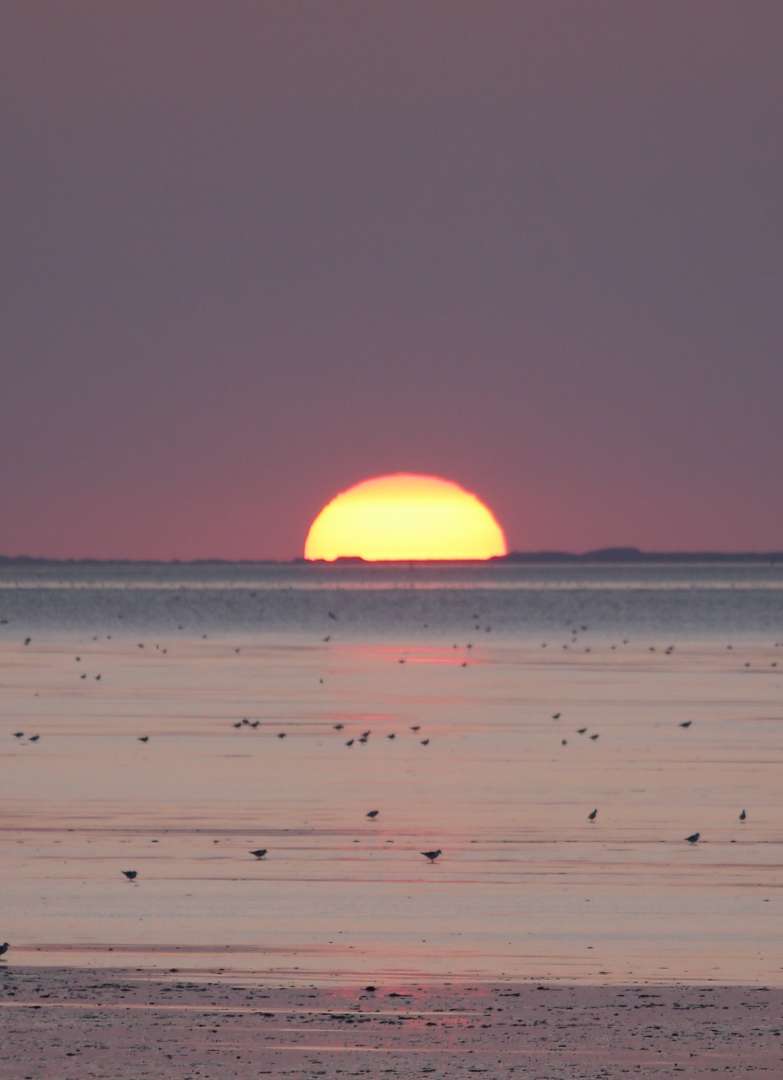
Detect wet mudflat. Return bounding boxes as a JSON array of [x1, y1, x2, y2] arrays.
[[3, 631, 783, 985], [2, 967, 782, 1078]]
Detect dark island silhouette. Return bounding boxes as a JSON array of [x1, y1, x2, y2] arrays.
[[1, 548, 781, 566]]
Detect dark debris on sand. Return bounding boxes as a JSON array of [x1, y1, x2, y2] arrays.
[[1, 967, 782, 1079]]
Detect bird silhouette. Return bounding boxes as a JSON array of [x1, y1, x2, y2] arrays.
[[588, 808, 598, 821], [420, 738, 430, 746], [345, 739, 354, 746], [577, 728, 587, 735], [249, 849, 267, 859], [13, 732, 24, 739], [366, 810, 379, 819], [679, 721, 692, 729], [421, 849, 442, 862], [739, 809, 747, 821], [685, 833, 700, 844], [28, 735, 40, 743], [122, 870, 138, 881], [410, 725, 421, 732], [552, 712, 561, 720], [0, 943, 9, 958], [333, 723, 344, 731], [589, 733, 600, 741], [137, 736, 149, 743]]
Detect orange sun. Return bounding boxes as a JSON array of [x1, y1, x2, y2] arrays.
[[304, 473, 507, 561]]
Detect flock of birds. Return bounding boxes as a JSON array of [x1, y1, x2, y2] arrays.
[[3, 613, 780, 966]]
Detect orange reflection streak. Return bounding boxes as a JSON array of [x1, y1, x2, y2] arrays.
[[305, 473, 507, 561]]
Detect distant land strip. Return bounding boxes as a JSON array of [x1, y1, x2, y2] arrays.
[[1, 548, 782, 566]]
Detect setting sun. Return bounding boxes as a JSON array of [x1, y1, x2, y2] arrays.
[[304, 473, 507, 561]]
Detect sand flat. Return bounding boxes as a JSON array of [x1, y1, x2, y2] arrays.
[[1, 967, 782, 1078]]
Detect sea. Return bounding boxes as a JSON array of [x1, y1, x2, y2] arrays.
[[2, 559, 782, 639], [2, 561, 782, 985]]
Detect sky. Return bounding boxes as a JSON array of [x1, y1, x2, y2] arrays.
[[2, 1, 782, 559]]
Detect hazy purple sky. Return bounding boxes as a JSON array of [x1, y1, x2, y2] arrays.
[[2, 2, 781, 558]]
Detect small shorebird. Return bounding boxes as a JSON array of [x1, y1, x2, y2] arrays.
[[0, 943, 9, 958], [138, 736, 149, 743], [679, 721, 692, 728], [589, 733, 600, 741], [122, 870, 138, 881], [13, 732, 24, 738], [249, 849, 267, 859], [421, 849, 442, 862], [366, 810, 379, 819], [552, 712, 561, 720], [420, 738, 430, 746], [685, 833, 700, 844], [739, 809, 747, 821], [277, 732, 287, 739], [410, 725, 421, 732], [577, 728, 587, 734], [346, 739, 354, 746], [28, 735, 40, 743], [333, 723, 344, 730], [588, 808, 598, 821]]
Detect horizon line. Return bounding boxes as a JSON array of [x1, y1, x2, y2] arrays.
[[1, 546, 782, 566]]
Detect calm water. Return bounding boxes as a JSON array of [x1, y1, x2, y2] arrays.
[[1, 561, 782, 639], [3, 561, 783, 985]]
